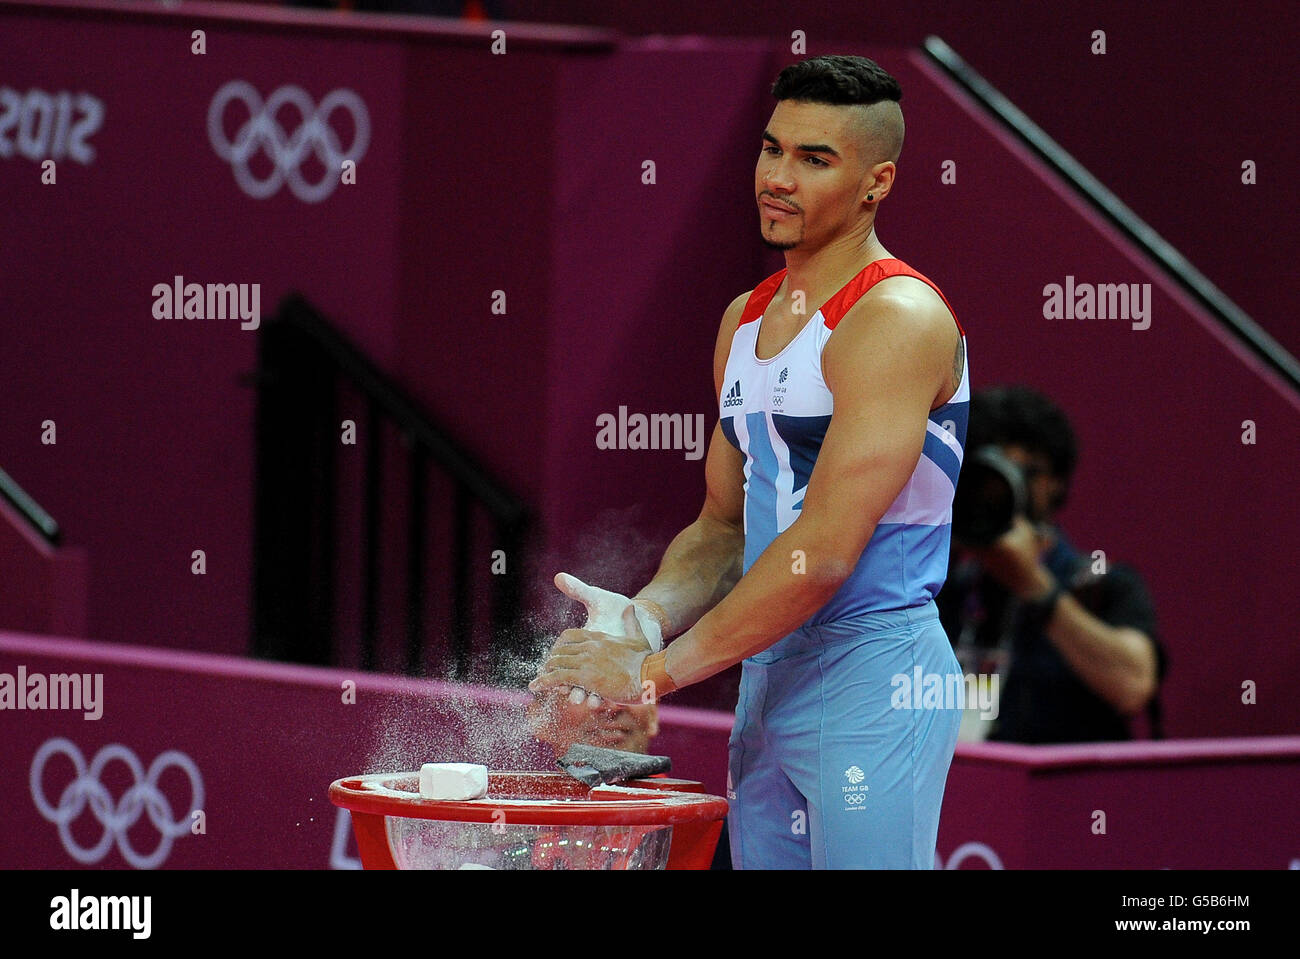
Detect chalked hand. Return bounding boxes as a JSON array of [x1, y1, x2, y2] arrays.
[[530, 576, 659, 707]]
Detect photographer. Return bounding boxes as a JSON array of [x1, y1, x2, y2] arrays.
[[939, 386, 1165, 743]]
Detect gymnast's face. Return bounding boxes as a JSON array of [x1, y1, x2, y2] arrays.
[[755, 99, 878, 252]]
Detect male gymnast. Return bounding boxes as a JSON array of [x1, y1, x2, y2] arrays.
[[533, 54, 969, 869]]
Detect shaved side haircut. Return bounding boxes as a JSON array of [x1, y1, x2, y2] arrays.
[[772, 55, 906, 165]]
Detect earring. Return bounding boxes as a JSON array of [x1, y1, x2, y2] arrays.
[[867, 193, 874, 201]]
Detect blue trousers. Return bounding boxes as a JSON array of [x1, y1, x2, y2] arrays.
[[727, 601, 963, 869]]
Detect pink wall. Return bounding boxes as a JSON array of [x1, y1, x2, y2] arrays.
[[4, 631, 1293, 869], [509, 0, 1299, 362], [0, 1, 409, 657], [0, 498, 88, 635], [1, 2, 1296, 738], [937, 738, 1300, 869], [0, 630, 730, 868]]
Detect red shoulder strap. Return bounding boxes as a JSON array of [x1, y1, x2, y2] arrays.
[[820, 259, 965, 336], [736, 269, 788, 327]]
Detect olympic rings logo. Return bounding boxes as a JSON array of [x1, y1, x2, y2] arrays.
[[845, 792, 867, 805], [936, 841, 1004, 870], [207, 80, 370, 203], [30, 738, 204, 870]]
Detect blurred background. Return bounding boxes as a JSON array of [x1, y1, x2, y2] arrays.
[[1, 0, 1296, 869]]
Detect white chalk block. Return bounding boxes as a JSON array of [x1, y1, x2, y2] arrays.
[[419, 763, 489, 801]]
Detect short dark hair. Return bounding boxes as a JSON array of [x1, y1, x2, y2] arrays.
[[968, 385, 1079, 510], [772, 55, 902, 106]]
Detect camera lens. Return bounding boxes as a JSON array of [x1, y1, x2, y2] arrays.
[[952, 447, 1028, 547]]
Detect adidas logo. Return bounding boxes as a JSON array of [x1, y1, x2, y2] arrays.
[[722, 380, 744, 409]]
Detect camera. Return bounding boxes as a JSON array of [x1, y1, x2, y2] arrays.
[[951, 446, 1030, 547]]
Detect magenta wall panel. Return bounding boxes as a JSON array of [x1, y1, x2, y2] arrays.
[[1, 2, 1296, 738], [0, 631, 731, 868], [4, 632, 1293, 869]]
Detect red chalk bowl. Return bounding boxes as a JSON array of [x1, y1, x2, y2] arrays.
[[329, 771, 728, 870]]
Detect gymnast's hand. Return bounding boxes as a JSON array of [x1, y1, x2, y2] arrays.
[[526, 693, 660, 757], [530, 603, 654, 707], [531, 572, 662, 708], [969, 514, 1057, 600]]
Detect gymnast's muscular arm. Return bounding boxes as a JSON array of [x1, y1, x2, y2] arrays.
[[660, 283, 956, 688], [532, 281, 958, 703], [628, 292, 750, 639]]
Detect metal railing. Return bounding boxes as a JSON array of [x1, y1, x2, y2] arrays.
[[0, 466, 60, 544], [923, 35, 1300, 393], [250, 294, 529, 681]]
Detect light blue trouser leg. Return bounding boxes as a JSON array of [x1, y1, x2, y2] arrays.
[[728, 602, 963, 869], [727, 658, 811, 868]]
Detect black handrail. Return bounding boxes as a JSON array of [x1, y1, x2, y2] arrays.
[[0, 466, 60, 545], [923, 35, 1300, 393], [270, 296, 527, 524], [251, 294, 530, 681]]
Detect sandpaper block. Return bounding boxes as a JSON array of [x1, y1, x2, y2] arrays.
[[557, 744, 671, 787]]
